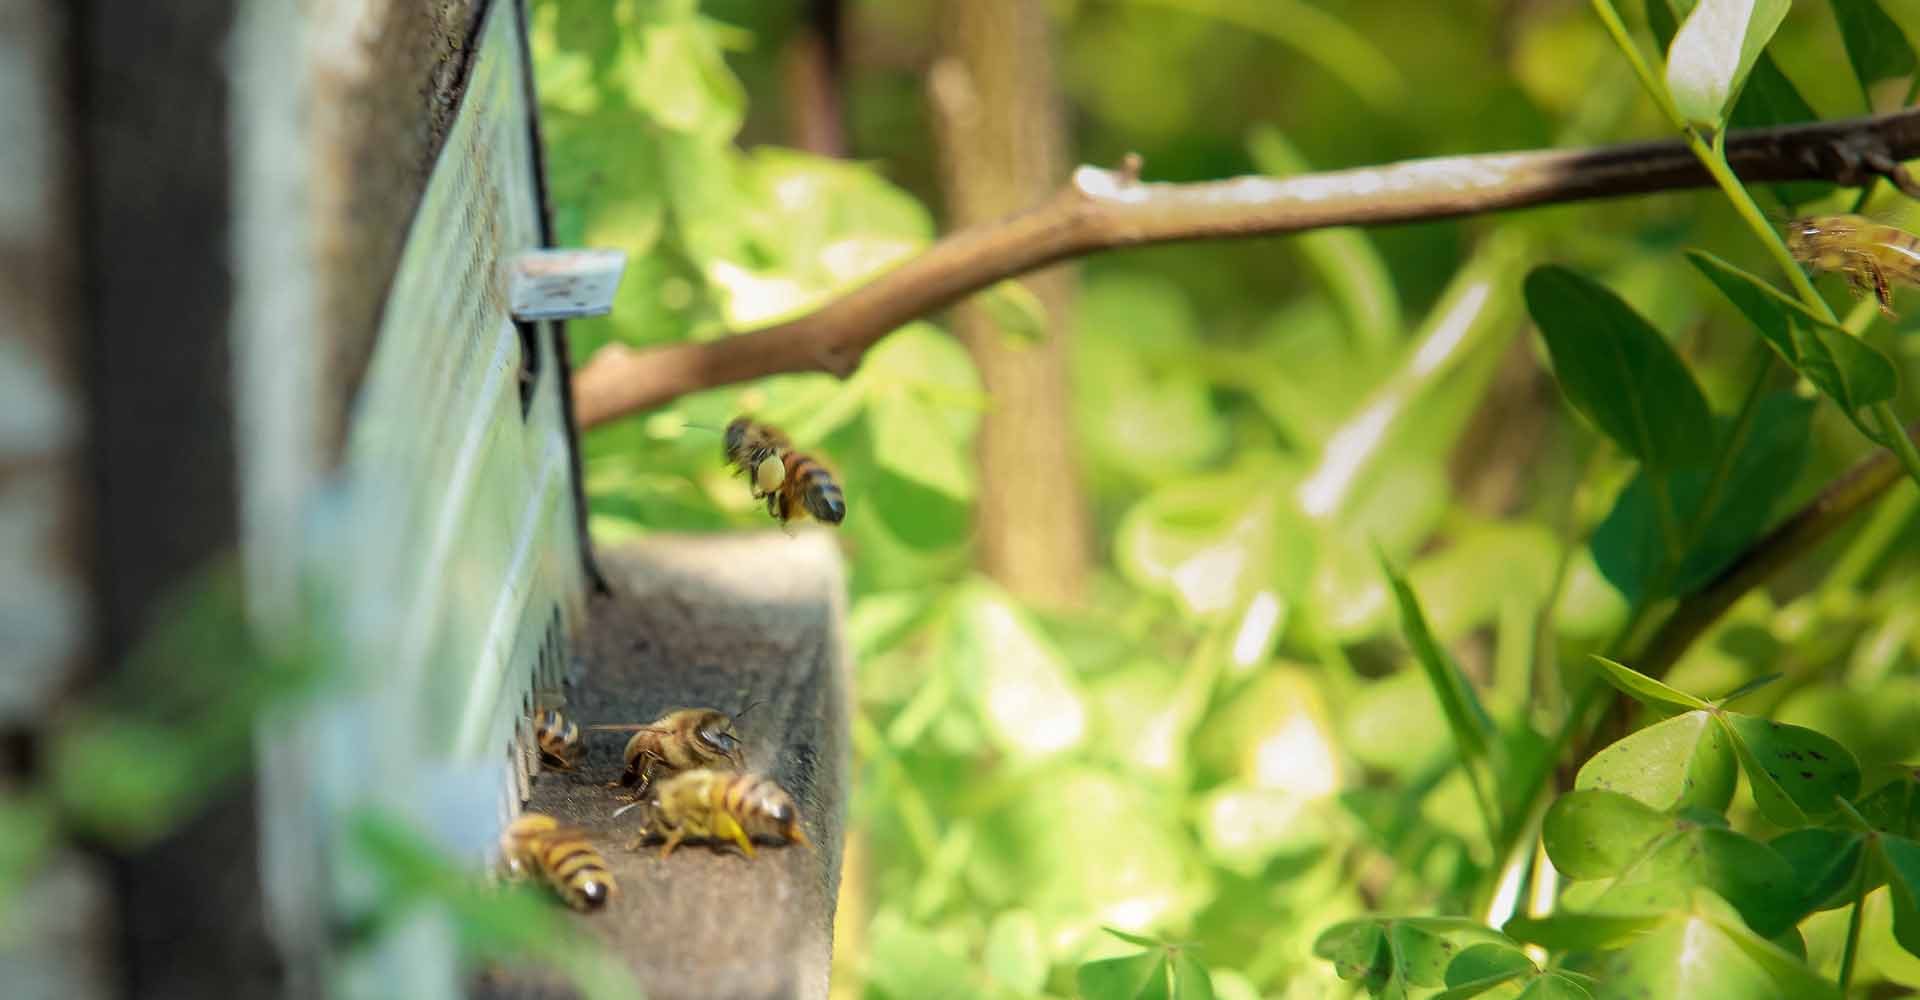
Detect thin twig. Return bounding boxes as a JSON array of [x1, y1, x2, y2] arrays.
[[573, 106, 1920, 428], [1639, 421, 1920, 676]]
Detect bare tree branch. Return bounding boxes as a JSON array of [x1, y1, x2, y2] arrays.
[[573, 106, 1920, 429]]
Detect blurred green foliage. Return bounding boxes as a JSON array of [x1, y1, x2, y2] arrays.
[[534, 0, 1920, 996]]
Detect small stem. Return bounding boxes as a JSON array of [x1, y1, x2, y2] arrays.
[[1839, 864, 1867, 995], [1692, 132, 1830, 313], [1590, 0, 1688, 132]]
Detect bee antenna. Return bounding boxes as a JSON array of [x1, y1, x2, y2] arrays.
[[732, 698, 766, 724]]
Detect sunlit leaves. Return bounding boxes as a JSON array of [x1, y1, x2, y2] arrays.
[[1379, 555, 1497, 769], [1575, 710, 1736, 814], [1590, 895, 1837, 999], [1663, 0, 1791, 129], [1116, 461, 1312, 623], [1543, 790, 1673, 879], [1314, 918, 1516, 999], [1524, 267, 1713, 471], [984, 910, 1048, 995], [1591, 657, 1711, 713], [1687, 251, 1898, 441], [1078, 929, 1215, 1000], [1431, 944, 1594, 1000], [1074, 276, 1231, 482], [1721, 714, 1861, 825], [943, 582, 1086, 758], [1585, 659, 1863, 825]]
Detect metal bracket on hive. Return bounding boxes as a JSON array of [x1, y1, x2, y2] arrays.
[[507, 249, 628, 321]]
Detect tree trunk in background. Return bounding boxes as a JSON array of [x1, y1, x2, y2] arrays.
[[930, 0, 1090, 608], [783, 0, 847, 157]]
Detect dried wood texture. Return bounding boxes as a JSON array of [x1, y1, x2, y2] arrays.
[[480, 532, 850, 1000]]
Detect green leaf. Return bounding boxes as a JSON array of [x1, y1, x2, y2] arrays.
[[1503, 910, 1663, 951], [867, 910, 982, 1000], [1664, 0, 1792, 129], [1721, 713, 1861, 824], [1832, 0, 1918, 95], [1433, 943, 1534, 999], [1104, 927, 1167, 949], [1770, 828, 1866, 916], [1518, 976, 1594, 1000], [944, 582, 1087, 758], [984, 910, 1047, 995], [1882, 835, 1920, 958], [1380, 554, 1497, 765], [1314, 918, 1516, 998], [1576, 709, 1737, 813], [863, 324, 985, 504], [1590, 394, 1812, 605], [1544, 790, 1674, 879], [1171, 951, 1215, 1000], [1857, 769, 1920, 837], [1687, 251, 1899, 440], [1079, 951, 1170, 1000], [1588, 823, 1802, 937], [1591, 657, 1712, 712], [1524, 267, 1714, 471], [1647, 1, 1816, 126], [978, 279, 1051, 346], [1592, 894, 1838, 1000]]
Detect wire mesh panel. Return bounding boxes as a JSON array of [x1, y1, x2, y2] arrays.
[[252, 1, 585, 993]]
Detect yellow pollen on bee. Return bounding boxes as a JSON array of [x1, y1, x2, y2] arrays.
[[754, 455, 786, 493]]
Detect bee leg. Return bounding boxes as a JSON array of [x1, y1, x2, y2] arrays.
[[657, 831, 686, 859], [715, 812, 756, 858], [1869, 262, 1899, 318]]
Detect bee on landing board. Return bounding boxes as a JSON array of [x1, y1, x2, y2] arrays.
[[530, 698, 583, 771], [500, 813, 617, 911], [718, 416, 846, 527], [618, 768, 811, 858], [590, 707, 750, 796], [1786, 213, 1920, 318]]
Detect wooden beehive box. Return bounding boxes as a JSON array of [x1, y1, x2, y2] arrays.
[[1, 0, 846, 996]]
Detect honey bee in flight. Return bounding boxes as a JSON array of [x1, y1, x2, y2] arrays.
[[720, 416, 845, 527], [768, 451, 846, 527], [530, 696, 582, 771], [1786, 213, 1920, 318], [591, 706, 750, 796], [723, 417, 792, 498], [500, 812, 618, 911], [619, 768, 811, 858]]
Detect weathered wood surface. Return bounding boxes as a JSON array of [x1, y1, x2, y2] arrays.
[[483, 531, 850, 1000]]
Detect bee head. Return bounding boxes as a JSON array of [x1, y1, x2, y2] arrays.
[[724, 417, 751, 458]]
